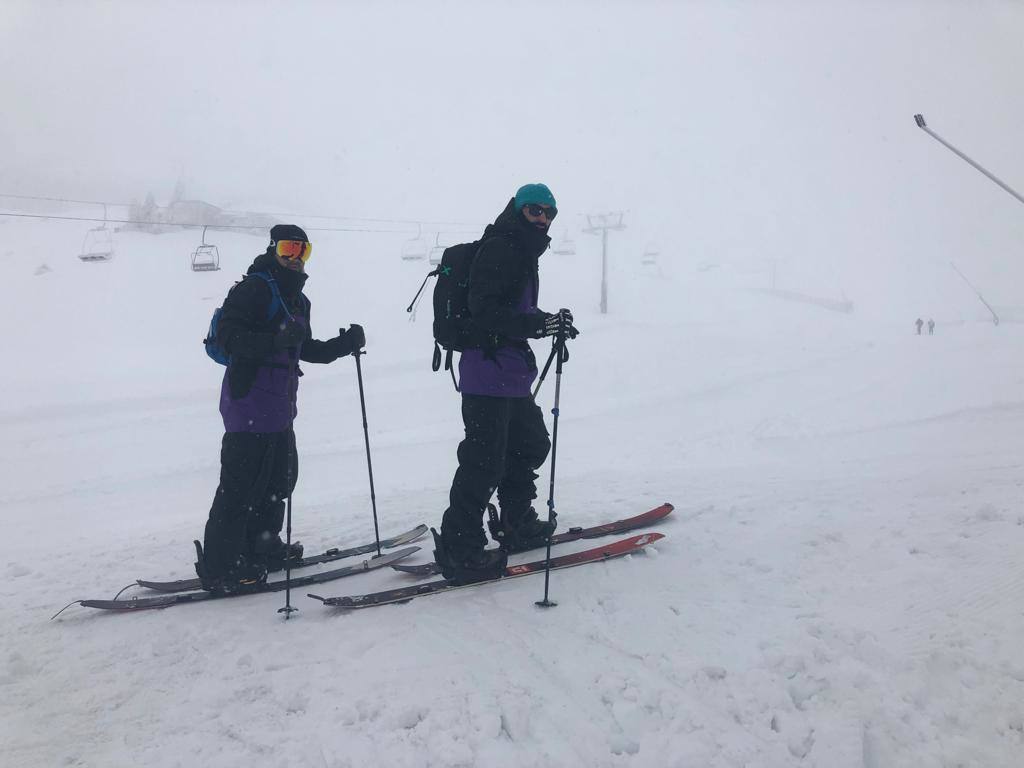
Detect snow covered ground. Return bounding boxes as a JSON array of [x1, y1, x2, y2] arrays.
[[5, 1, 1024, 765], [1, 217, 1023, 767]]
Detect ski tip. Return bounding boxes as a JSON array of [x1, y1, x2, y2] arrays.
[[306, 593, 326, 603], [382, 524, 430, 549], [663, 502, 674, 512]]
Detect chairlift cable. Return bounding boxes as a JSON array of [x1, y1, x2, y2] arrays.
[[0, 192, 483, 230], [0, 211, 475, 235]]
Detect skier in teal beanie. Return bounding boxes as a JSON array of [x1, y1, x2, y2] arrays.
[[514, 183, 557, 211]]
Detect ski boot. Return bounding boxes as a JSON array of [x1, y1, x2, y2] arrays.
[[251, 535, 304, 574], [194, 541, 268, 595], [487, 504, 557, 554], [432, 514, 507, 584]]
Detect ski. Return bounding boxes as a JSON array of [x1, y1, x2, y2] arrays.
[[391, 503, 672, 577], [64, 547, 420, 614], [134, 524, 429, 594], [310, 532, 664, 610]]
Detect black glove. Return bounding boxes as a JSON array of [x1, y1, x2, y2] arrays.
[[325, 324, 365, 360], [273, 319, 305, 350], [534, 308, 574, 338], [344, 323, 366, 352]]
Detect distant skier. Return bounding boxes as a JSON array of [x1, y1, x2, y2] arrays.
[[195, 224, 365, 593], [433, 183, 577, 582], [928, 318, 935, 335], [915, 318, 923, 335]]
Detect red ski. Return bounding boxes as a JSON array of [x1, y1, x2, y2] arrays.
[[309, 532, 664, 610], [391, 502, 673, 577]]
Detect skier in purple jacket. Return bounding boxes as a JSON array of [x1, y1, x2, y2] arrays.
[[432, 184, 577, 583], [195, 224, 364, 593]]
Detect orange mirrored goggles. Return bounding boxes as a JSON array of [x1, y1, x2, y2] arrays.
[[275, 239, 312, 262]]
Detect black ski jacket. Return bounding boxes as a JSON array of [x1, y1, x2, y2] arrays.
[[468, 198, 551, 341], [218, 250, 355, 399]]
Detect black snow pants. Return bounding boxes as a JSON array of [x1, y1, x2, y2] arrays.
[[203, 429, 297, 577], [446, 394, 551, 536]]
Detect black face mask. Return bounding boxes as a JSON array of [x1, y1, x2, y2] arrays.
[[518, 211, 550, 234], [260, 249, 306, 289]]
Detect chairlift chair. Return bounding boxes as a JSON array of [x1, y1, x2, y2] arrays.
[[401, 224, 428, 261], [428, 233, 445, 265], [190, 226, 221, 272], [78, 226, 114, 262], [78, 202, 115, 262], [552, 230, 576, 256]]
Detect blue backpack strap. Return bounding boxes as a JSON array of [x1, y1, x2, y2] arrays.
[[250, 271, 293, 323]]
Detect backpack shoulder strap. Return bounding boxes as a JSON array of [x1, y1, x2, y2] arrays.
[[478, 232, 514, 251], [249, 271, 293, 322], [467, 233, 515, 276]]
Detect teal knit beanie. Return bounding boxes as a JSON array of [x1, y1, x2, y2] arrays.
[[514, 183, 557, 211]]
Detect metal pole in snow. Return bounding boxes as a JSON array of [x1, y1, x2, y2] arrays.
[[601, 228, 608, 314], [583, 212, 626, 315]]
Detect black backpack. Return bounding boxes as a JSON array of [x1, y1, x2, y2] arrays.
[[405, 237, 501, 389], [433, 241, 489, 348]]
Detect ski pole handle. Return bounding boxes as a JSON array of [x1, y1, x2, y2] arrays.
[[342, 325, 366, 355]]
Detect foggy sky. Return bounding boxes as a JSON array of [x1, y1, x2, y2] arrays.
[[3, 0, 1024, 293]]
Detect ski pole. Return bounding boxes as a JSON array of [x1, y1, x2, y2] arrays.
[[532, 327, 575, 398], [536, 331, 568, 609], [532, 343, 558, 398], [914, 114, 1024, 208], [278, 356, 299, 621], [353, 345, 383, 557], [278, 472, 298, 620]]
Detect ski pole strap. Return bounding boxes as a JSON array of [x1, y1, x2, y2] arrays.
[[557, 337, 570, 364]]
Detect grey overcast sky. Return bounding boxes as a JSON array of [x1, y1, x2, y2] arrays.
[[3, 0, 1023, 286]]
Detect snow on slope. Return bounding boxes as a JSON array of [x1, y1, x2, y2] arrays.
[[1, 216, 1022, 767]]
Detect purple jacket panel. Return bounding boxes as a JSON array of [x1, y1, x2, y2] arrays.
[[458, 275, 538, 398], [220, 313, 307, 433]]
